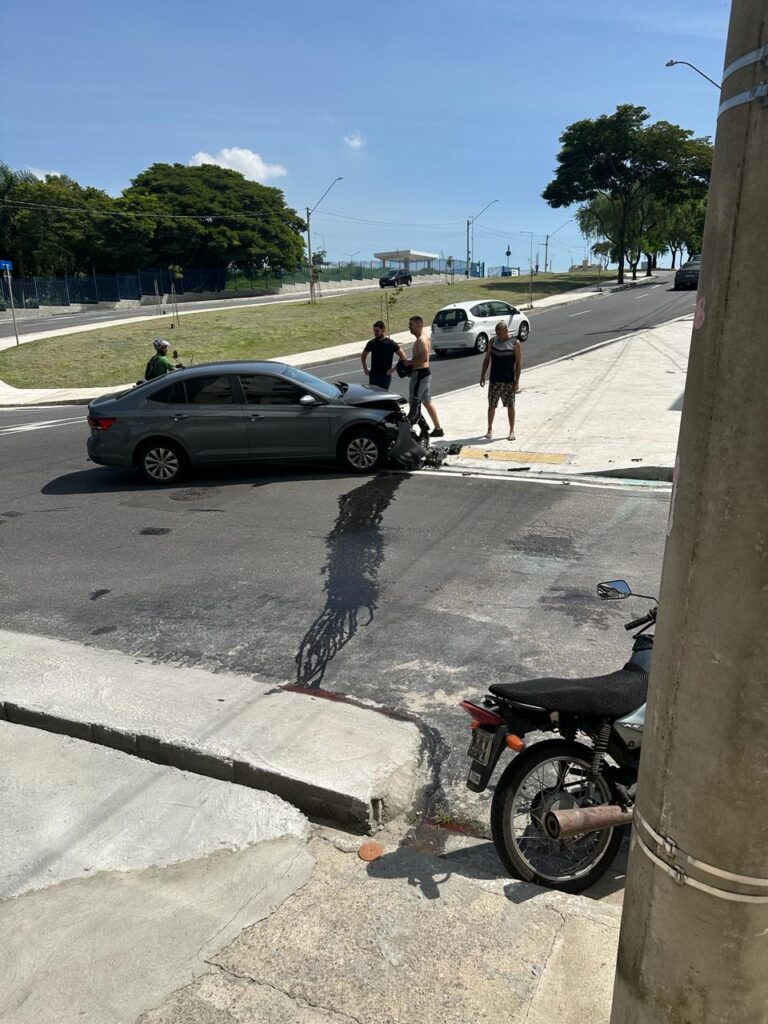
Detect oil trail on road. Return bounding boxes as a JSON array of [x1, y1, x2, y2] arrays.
[[295, 474, 407, 687]]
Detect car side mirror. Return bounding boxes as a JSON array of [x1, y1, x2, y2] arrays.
[[299, 394, 320, 407], [597, 579, 632, 600]]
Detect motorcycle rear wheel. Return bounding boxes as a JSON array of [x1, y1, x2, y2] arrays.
[[491, 739, 624, 893]]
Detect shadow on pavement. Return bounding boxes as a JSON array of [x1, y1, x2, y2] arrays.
[[41, 461, 362, 496], [367, 840, 626, 903]]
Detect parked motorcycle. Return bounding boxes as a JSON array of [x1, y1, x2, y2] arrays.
[[460, 579, 656, 892]]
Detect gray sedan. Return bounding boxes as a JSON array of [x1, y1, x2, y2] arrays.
[[86, 361, 407, 484]]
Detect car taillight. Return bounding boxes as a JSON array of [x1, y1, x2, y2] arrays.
[[462, 320, 474, 331], [88, 415, 116, 431]]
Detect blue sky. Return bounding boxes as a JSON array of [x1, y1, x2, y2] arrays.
[[2, 0, 730, 270]]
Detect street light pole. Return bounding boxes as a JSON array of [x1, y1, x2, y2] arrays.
[[543, 218, 573, 280], [665, 58, 721, 89], [306, 177, 343, 303], [612, 6, 768, 1020], [466, 199, 498, 278]]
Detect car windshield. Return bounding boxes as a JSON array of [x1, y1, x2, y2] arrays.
[[282, 365, 341, 399]]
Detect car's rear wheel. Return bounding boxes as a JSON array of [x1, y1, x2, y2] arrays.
[[339, 428, 385, 473], [474, 333, 488, 354], [518, 322, 530, 342], [435, 348, 447, 357], [137, 440, 186, 485]]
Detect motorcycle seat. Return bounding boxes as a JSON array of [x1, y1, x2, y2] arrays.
[[489, 665, 648, 719]]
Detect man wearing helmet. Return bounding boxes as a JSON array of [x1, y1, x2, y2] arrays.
[[144, 338, 179, 380]]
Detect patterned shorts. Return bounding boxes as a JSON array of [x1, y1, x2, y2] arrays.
[[488, 381, 516, 408]]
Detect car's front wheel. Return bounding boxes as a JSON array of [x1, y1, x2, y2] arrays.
[[518, 322, 530, 342], [339, 428, 385, 473], [137, 439, 186, 485]]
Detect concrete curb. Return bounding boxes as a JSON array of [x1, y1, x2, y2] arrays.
[[0, 631, 425, 835], [0, 696, 419, 834]]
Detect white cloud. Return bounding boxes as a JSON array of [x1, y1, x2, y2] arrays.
[[188, 146, 287, 183], [27, 166, 61, 180], [343, 130, 365, 150]]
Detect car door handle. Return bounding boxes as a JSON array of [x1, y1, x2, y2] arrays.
[[249, 414, 264, 420], [172, 414, 188, 421]]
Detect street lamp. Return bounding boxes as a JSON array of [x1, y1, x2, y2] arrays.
[[306, 177, 343, 303], [466, 199, 498, 277], [543, 218, 573, 277], [665, 59, 720, 89], [345, 251, 360, 281]]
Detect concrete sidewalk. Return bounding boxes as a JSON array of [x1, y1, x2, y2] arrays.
[[437, 314, 692, 481], [0, 276, 657, 407], [0, 719, 622, 1024], [0, 628, 423, 832], [0, 720, 314, 1024]]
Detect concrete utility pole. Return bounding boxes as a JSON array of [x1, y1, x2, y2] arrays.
[[465, 218, 471, 277], [610, 4, 768, 1022]]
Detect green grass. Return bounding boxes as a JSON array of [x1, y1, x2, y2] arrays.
[[0, 272, 606, 389]]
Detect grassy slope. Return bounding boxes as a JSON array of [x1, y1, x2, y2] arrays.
[[0, 272, 605, 388]]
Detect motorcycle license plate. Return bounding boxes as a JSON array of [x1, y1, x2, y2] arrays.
[[467, 728, 494, 766]]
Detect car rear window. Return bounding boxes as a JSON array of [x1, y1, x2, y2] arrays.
[[433, 308, 467, 327], [147, 381, 187, 404]]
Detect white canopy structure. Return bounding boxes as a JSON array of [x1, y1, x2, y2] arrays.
[[373, 249, 440, 269]]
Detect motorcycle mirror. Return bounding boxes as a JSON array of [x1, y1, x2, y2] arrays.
[[597, 579, 632, 600], [173, 350, 178, 359]]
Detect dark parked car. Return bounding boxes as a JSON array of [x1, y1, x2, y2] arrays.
[[86, 362, 408, 484], [379, 268, 412, 288], [674, 258, 701, 290]]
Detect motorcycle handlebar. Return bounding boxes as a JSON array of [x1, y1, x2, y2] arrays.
[[624, 610, 656, 631]]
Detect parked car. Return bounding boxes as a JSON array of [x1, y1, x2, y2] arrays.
[[86, 362, 408, 484], [431, 300, 530, 355], [379, 268, 412, 288], [674, 258, 701, 290]]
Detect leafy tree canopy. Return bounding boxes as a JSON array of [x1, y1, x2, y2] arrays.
[[543, 105, 712, 281], [124, 163, 306, 275], [0, 161, 307, 278]]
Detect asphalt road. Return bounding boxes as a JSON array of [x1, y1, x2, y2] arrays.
[[304, 274, 695, 400], [0, 282, 686, 825]]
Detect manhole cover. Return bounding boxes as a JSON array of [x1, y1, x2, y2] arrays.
[[169, 487, 221, 502]]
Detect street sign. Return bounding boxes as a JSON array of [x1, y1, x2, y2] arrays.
[[0, 260, 12, 271]]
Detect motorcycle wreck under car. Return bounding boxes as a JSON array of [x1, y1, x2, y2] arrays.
[[461, 579, 656, 892]]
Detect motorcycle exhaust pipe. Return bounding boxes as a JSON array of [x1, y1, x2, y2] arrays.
[[544, 805, 633, 840]]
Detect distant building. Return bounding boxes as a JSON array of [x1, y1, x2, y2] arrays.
[[373, 249, 440, 270]]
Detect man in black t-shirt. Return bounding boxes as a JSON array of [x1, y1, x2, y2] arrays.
[[361, 320, 407, 390]]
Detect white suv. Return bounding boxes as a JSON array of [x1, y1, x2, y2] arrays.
[[431, 299, 530, 355]]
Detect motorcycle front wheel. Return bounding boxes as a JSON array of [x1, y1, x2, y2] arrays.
[[491, 739, 624, 893]]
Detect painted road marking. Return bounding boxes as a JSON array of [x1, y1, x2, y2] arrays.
[[568, 309, 592, 317], [0, 416, 84, 436], [458, 448, 569, 464]]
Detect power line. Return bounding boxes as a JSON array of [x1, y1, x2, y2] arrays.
[[315, 209, 465, 229]]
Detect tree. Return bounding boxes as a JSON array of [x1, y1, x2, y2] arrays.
[[123, 163, 306, 274], [543, 105, 712, 283]]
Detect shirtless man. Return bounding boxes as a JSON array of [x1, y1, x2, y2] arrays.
[[407, 315, 443, 437]]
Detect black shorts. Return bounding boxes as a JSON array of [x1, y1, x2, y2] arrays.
[[369, 373, 391, 389]]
